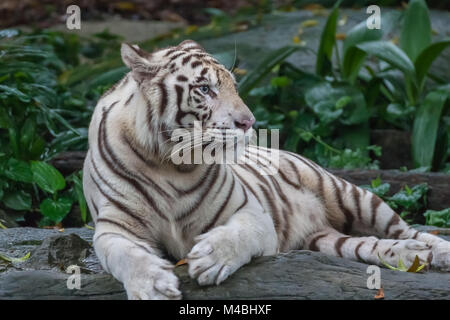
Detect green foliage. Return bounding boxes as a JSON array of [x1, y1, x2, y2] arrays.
[[361, 178, 432, 225], [239, 0, 450, 172], [424, 208, 450, 228], [0, 29, 118, 226]]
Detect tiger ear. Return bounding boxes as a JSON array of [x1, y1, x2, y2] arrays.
[[178, 39, 205, 52], [121, 43, 158, 83]]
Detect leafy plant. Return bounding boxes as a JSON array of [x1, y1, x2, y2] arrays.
[[237, 0, 450, 172], [361, 178, 430, 224], [424, 208, 450, 228], [0, 30, 103, 226]]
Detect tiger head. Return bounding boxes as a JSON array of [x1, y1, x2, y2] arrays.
[[120, 40, 255, 163]]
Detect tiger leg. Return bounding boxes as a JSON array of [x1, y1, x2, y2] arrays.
[[94, 226, 182, 300], [187, 195, 278, 285], [329, 178, 450, 270], [305, 227, 434, 268]]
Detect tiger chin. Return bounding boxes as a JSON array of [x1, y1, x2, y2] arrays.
[[83, 40, 450, 300]]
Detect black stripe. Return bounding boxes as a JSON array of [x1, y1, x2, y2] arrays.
[[182, 55, 193, 65], [121, 133, 156, 168], [91, 174, 149, 228], [259, 183, 282, 239], [384, 214, 400, 235], [158, 77, 168, 117], [177, 75, 188, 82], [371, 194, 382, 227], [95, 223, 149, 244], [124, 93, 134, 106], [91, 198, 98, 216], [169, 164, 215, 195], [191, 61, 202, 68], [335, 236, 350, 257], [309, 233, 328, 251], [90, 155, 125, 197], [355, 241, 365, 262], [231, 168, 261, 203], [175, 165, 220, 222], [97, 105, 168, 221], [202, 174, 235, 233], [330, 178, 354, 234], [352, 185, 362, 221]]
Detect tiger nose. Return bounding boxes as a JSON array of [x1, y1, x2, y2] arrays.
[[234, 116, 255, 132]]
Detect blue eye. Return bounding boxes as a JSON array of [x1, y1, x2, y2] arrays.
[[200, 85, 210, 94]]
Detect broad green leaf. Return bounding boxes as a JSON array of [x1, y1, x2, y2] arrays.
[[356, 41, 416, 79], [388, 183, 428, 211], [414, 40, 450, 88], [213, 51, 236, 71], [40, 197, 73, 223], [305, 82, 368, 125], [71, 172, 87, 223], [3, 190, 32, 211], [342, 20, 382, 82], [8, 127, 19, 158], [31, 161, 66, 194], [4, 158, 33, 183], [412, 90, 448, 168], [19, 117, 36, 156], [0, 251, 30, 263], [424, 208, 450, 228], [238, 46, 300, 98], [0, 85, 30, 102], [0, 108, 11, 129], [86, 66, 128, 89], [315, 2, 339, 76], [400, 0, 431, 62]]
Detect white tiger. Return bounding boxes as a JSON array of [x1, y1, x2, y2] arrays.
[[83, 40, 450, 300]]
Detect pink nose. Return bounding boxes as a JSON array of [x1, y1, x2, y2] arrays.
[[235, 117, 255, 132]]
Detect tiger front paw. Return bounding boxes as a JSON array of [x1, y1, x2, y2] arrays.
[[431, 241, 450, 272], [187, 226, 251, 286], [124, 264, 182, 300]]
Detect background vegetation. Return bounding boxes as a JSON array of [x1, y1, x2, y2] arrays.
[[0, 0, 449, 228]]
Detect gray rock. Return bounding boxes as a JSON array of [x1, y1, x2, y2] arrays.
[[0, 210, 18, 228], [0, 227, 449, 299], [23, 233, 91, 271]]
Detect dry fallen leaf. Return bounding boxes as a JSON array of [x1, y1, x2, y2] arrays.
[[428, 230, 440, 235], [233, 67, 247, 76], [374, 287, 385, 300], [301, 19, 319, 28], [302, 4, 325, 10], [338, 15, 348, 27], [175, 259, 187, 267]]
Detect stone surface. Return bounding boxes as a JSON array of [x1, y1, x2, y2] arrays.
[[0, 209, 18, 228], [0, 227, 449, 300], [18, 17, 185, 43]]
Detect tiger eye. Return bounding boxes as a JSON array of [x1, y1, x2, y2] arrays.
[[200, 85, 210, 94]]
